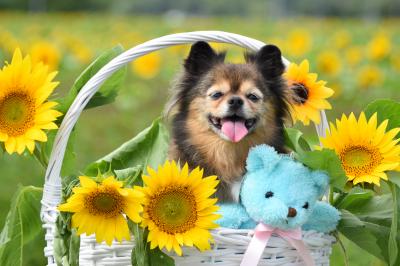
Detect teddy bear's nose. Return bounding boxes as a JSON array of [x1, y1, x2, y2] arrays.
[[287, 207, 297, 218]]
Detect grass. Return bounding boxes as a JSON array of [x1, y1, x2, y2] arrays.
[[0, 12, 399, 265]]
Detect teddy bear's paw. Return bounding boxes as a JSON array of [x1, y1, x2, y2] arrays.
[[216, 203, 250, 229], [302, 202, 340, 233]]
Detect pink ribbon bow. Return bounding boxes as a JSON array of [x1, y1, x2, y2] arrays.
[[241, 223, 315, 266]]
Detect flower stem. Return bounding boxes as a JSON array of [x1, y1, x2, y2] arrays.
[[329, 185, 334, 204], [335, 232, 349, 266], [33, 147, 47, 169]]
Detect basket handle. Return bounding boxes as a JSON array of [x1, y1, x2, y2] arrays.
[[40, 31, 329, 264], [42, 29, 329, 214]]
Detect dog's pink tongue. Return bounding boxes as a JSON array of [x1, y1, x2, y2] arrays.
[[221, 119, 248, 142]]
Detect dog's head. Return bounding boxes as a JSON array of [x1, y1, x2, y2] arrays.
[[168, 41, 289, 144]]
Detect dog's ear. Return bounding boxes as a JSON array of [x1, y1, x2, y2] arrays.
[[184, 41, 225, 75], [246, 45, 284, 79]]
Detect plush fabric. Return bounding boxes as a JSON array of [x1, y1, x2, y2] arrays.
[[217, 144, 340, 233]]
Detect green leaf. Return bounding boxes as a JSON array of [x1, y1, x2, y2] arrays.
[[129, 221, 175, 266], [364, 99, 400, 137], [388, 183, 399, 265], [85, 118, 169, 176], [284, 128, 311, 153], [53, 217, 80, 266], [338, 194, 400, 264], [0, 186, 43, 266], [390, 175, 400, 188], [148, 247, 175, 266], [338, 210, 386, 261], [335, 187, 374, 209], [115, 166, 143, 187], [130, 222, 149, 266], [57, 45, 126, 114], [296, 149, 347, 191]]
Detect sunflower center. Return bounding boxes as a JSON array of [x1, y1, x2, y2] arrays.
[[85, 188, 125, 218], [340, 145, 382, 176], [291, 83, 309, 104], [0, 92, 35, 136], [147, 186, 197, 234]]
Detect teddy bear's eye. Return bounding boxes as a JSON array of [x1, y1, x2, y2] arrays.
[[265, 191, 274, 198], [302, 202, 309, 209]]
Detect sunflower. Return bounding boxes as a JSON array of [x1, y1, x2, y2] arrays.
[[30, 41, 61, 71], [367, 32, 391, 61], [0, 48, 62, 154], [345, 46, 363, 67], [136, 161, 220, 256], [357, 65, 383, 89], [285, 60, 334, 125], [58, 176, 144, 245], [131, 52, 161, 79], [316, 51, 341, 76], [320, 112, 400, 186], [286, 29, 312, 58]]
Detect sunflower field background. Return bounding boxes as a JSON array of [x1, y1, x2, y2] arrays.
[[0, 10, 400, 266]]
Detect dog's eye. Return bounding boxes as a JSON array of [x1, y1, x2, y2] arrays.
[[210, 92, 223, 100], [247, 93, 260, 102], [302, 202, 309, 209], [265, 191, 274, 198]]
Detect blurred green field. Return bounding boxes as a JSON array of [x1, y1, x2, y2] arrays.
[[1, 12, 399, 265]]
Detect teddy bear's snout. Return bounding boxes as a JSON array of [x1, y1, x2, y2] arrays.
[[287, 207, 297, 218]]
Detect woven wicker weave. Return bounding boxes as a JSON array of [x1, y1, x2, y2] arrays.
[[41, 31, 333, 266]]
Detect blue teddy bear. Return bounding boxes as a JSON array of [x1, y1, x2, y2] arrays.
[[217, 145, 340, 233]]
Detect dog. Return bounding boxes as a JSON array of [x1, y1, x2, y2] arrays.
[[166, 41, 290, 202]]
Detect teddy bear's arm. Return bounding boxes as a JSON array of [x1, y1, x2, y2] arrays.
[[302, 202, 340, 233], [216, 203, 252, 229]]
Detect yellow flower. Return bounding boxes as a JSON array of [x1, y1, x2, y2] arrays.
[[316, 51, 341, 76], [345, 46, 363, 66], [30, 41, 61, 71], [286, 29, 312, 58], [357, 65, 383, 89], [131, 52, 161, 79], [367, 33, 391, 61], [0, 30, 21, 54], [329, 82, 343, 99], [58, 176, 144, 245], [0, 48, 62, 154], [390, 53, 400, 72], [320, 112, 400, 186], [332, 30, 351, 49], [136, 161, 220, 256], [285, 60, 334, 125]]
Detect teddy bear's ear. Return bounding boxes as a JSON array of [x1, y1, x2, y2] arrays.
[[246, 145, 281, 173], [311, 170, 329, 197]]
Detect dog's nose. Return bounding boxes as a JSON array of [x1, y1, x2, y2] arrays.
[[287, 207, 297, 218], [228, 97, 244, 109]]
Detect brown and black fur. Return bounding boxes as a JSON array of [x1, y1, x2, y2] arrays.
[[166, 42, 290, 202]]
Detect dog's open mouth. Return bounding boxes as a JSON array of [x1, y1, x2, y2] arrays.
[[208, 114, 257, 142]]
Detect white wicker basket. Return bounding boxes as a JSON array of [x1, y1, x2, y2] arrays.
[[40, 31, 334, 266]]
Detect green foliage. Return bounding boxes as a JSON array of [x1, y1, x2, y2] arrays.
[[85, 118, 169, 176], [130, 222, 174, 266], [364, 99, 400, 137], [53, 218, 80, 266], [284, 128, 347, 191], [338, 192, 400, 265], [0, 186, 43, 266], [57, 45, 127, 114], [388, 183, 399, 265], [115, 166, 143, 187], [284, 128, 311, 153]]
